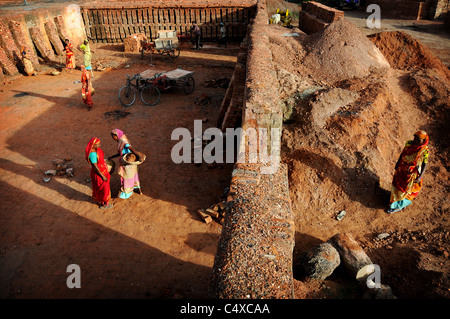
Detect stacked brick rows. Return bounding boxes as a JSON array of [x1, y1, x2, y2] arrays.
[[366, 0, 432, 20], [8, 20, 40, 68], [0, 20, 20, 75], [29, 27, 56, 62], [80, 6, 255, 43], [298, 1, 344, 35], [54, 16, 71, 42], [44, 20, 65, 55]]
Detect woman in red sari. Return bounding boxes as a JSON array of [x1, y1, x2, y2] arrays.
[[85, 137, 113, 209], [81, 65, 93, 110], [387, 130, 429, 214], [63, 39, 76, 71]]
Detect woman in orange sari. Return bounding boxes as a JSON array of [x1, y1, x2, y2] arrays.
[[387, 130, 429, 214], [85, 137, 113, 209], [81, 65, 93, 110], [63, 39, 76, 71]]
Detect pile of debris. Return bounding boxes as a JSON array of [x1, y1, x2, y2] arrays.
[[197, 201, 227, 225], [204, 78, 229, 89], [295, 233, 396, 299], [43, 157, 74, 182]]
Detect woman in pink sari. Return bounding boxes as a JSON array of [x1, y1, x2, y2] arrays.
[[109, 129, 144, 199]]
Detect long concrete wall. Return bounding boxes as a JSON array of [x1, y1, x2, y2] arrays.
[[210, 0, 295, 299]]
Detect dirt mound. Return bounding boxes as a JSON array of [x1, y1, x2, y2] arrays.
[[302, 18, 390, 85], [265, 16, 449, 299], [368, 31, 450, 82]]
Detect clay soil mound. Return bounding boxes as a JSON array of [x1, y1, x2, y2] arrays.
[[302, 18, 390, 84], [266, 18, 450, 299], [368, 31, 450, 81]]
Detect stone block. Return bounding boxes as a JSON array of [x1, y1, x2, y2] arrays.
[[297, 242, 341, 280]]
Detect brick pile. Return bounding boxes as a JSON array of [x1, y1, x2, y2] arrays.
[[124, 33, 148, 53], [54, 16, 71, 42], [80, 5, 256, 43], [0, 20, 21, 75], [8, 20, 40, 68], [29, 27, 56, 61], [44, 20, 65, 55], [0, 47, 18, 75], [298, 1, 344, 34]]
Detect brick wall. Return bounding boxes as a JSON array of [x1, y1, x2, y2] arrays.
[[210, 0, 295, 299], [9, 20, 40, 68], [80, 5, 256, 43], [44, 19, 65, 55], [0, 20, 21, 68], [366, 0, 431, 20], [299, 1, 344, 34]]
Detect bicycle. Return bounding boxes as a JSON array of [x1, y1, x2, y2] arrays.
[[118, 74, 147, 107]]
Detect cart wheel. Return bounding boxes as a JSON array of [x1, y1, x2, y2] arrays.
[[118, 85, 136, 107], [162, 50, 174, 63], [173, 47, 181, 58], [141, 48, 145, 60], [141, 84, 161, 106], [183, 76, 195, 95]]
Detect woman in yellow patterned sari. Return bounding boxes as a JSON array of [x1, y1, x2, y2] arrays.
[[387, 130, 429, 214]]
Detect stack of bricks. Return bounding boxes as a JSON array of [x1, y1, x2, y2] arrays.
[[54, 16, 71, 43], [0, 20, 20, 75], [44, 20, 65, 55], [219, 36, 248, 131], [80, 4, 256, 44], [124, 33, 148, 53], [298, 1, 344, 34], [29, 27, 56, 61], [8, 21, 40, 68]]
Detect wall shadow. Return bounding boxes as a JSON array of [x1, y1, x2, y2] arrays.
[[0, 46, 237, 298], [0, 180, 211, 299]]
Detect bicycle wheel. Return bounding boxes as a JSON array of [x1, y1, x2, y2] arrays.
[[118, 85, 136, 107], [141, 85, 161, 106], [172, 47, 181, 58], [162, 50, 174, 63], [183, 76, 195, 94]]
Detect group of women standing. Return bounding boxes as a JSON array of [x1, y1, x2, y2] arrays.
[[85, 129, 144, 209]]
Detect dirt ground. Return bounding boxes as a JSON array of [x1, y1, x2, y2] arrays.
[[1, 0, 449, 300], [0, 41, 238, 298], [266, 16, 449, 298]]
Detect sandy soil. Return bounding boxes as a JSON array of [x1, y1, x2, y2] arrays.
[[266, 18, 449, 298], [1, 0, 449, 300], [0, 41, 238, 298]]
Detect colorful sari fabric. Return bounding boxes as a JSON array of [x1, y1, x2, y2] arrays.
[[81, 68, 93, 108], [80, 43, 92, 70], [85, 137, 111, 205], [389, 131, 429, 210], [21, 47, 34, 76], [111, 129, 141, 199], [65, 42, 75, 69]]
